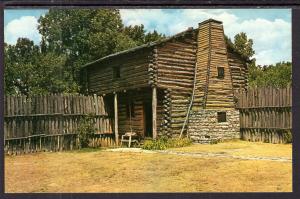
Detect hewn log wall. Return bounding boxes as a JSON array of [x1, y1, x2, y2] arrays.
[[87, 49, 152, 95], [156, 31, 197, 136], [228, 51, 248, 91], [159, 88, 172, 136], [84, 20, 249, 138]]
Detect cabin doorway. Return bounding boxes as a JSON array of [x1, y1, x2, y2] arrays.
[[143, 102, 153, 138]]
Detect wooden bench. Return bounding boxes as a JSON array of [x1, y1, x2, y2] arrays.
[[120, 132, 139, 148]]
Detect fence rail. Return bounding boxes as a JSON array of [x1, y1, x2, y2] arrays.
[[4, 94, 114, 154], [235, 86, 292, 143]]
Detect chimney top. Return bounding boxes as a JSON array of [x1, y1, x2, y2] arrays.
[[198, 18, 222, 27]]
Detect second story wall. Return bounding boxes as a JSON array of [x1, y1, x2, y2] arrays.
[[156, 31, 197, 93], [155, 31, 197, 136], [86, 49, 152, 95]]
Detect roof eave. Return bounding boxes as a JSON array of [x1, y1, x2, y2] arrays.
[[81, 28, 196, 69]]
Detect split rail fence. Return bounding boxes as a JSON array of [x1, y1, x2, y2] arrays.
[[4, 94, 115, 155], [235, 86, 292, 143]]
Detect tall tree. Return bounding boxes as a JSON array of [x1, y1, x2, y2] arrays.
[[233, 32, 255, 59], [227, 33, 291, 88], [124, 24, 165, 45], [5, 9, 166, 95], [4, 38, 68, 95], [4, 42, 16, 94], [38, 9, 165, 93], [4, 38, 40, 95]]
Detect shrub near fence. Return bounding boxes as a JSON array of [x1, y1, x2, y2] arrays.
[[235, 86, 292, 143], [4, 94, 115, 155]]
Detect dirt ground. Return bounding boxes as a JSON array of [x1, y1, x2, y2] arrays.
[[5, 141, 292, 193]]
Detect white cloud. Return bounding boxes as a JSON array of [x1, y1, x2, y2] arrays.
[[120, 9, 238, 35], [4, 16, 41, 45], [120, 9, 291, 66], [4, 10, 291, 66], [225, 18, 291, 65]]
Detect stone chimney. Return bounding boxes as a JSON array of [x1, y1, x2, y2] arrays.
[[187, 19, 240, 143], [193, 19, 235, 110]]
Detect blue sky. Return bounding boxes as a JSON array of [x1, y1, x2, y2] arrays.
[[4, 9, 291, 65]]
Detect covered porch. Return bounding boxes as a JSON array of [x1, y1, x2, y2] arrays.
[[105, 87, 168, 144]]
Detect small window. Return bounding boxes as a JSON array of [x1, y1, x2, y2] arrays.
[[113, 66, 121, 79], [217, 67, 225, 79], [126, 101, 135, 118], [217, 112, 226, 123]]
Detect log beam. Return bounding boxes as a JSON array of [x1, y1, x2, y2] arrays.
[[114, 92, 119, 144], [152, 87, 157, 139]]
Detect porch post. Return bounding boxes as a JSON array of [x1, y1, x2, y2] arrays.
[[152, 87, 157, 139], [114, 92, 119, 144]]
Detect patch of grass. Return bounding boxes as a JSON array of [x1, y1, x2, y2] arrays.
[[168, 138, 193, 148], [142, 139, 167, 150], [142, 136, 192, 150], [210, 139, 219, 145], [70, 147, 103, 153], [5, 141, 292, 193], [220, 138, 241, 143], [283, 130, 292, 143]]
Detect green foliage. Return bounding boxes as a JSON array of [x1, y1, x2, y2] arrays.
[[210, 139, 219, 145], [142, 136, 192, 150], [5, 9, 166, 96], [77, 114, 97, 148], [248, 61, 292, 88], [225, 33, 255, 62], [38, 9, 165, 94], [283, 130, 292, 144], [4, 39, 70, 95], [124, 24, 165, 45], [233, 32, 255, 59], [168, 137, 193, 148], [226, 32, 292, 88], [142, 139, 168, 150], [4, 38, 39, 95]]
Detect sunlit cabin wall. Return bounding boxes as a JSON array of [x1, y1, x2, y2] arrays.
[[193, 19, 235, 110], [227, 51, 249, 91], [156, 31, 197, 137], [86, 49, 152, 95]]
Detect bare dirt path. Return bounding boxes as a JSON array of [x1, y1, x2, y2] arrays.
[[106, 148, 292, 162]]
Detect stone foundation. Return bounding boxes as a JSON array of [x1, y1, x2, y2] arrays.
[[188, 110, 240, 143]]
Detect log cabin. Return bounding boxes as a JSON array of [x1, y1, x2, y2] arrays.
[[81, 19, 249, 143]]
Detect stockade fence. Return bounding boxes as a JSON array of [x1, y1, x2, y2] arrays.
[[4, 87, 293, 155], [235, 86, 292, 143], [4, 94, 115, 155]]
